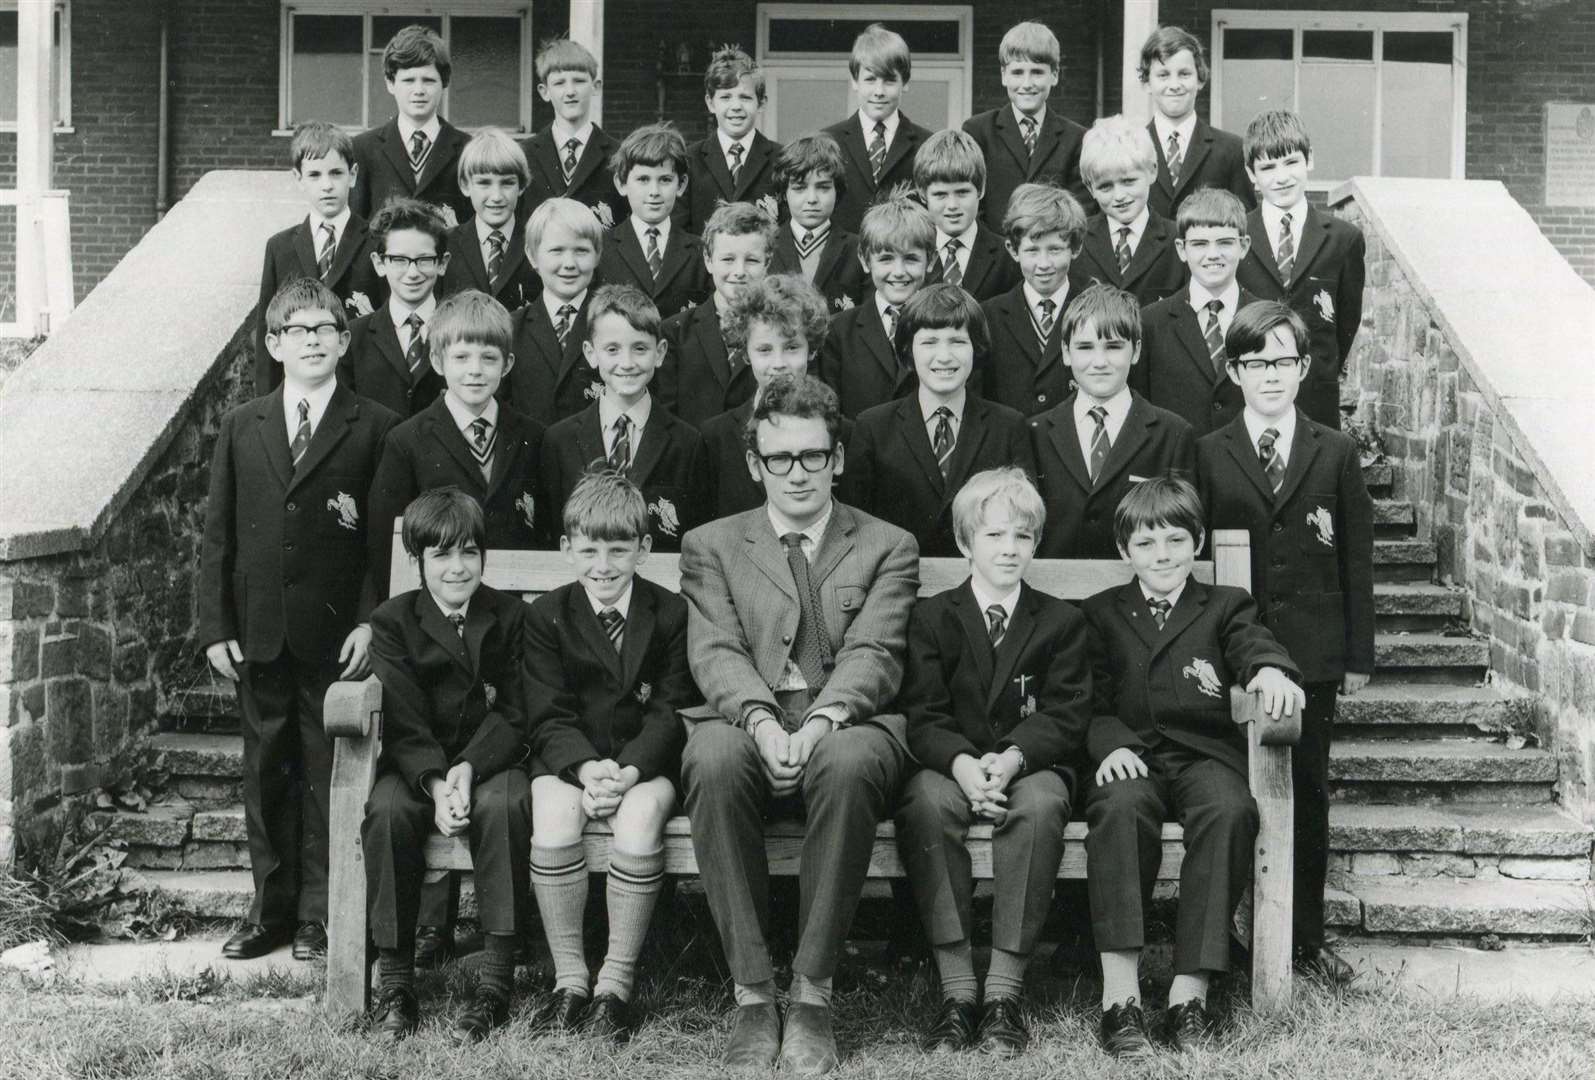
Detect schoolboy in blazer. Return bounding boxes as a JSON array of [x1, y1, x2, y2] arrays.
[[1070, 117, 1186, 308], [521, 37, 630, 228], [1081, 477, 1300, 1055], [1138, 27, 1255, 221], [922, 222, 1020, 302], [822, 25, 933, 235], [1196, 299, 1373, 983], [914, 129, 1022, 303], [199, 279, 399, 963], [350, 26, 472, 225], [963, 21, 1090, 231], [1234, 110, 1365, 429], [597, 123, 712, 320], [362, 490, 531, 1044], [437, 129, 541, 311], [895, 468, 1091, 1056], [1135, 188, 1260, 435], [1028, 283, 1195, 557], [768, 133, 870, 312], [675, 46, 782, 233], [255, 121, 385, 396], [500, 198, 606, 425], [843, 285, 1035, 557]]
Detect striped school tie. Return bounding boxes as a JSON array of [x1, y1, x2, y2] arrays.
[[290, 398, 312, 466], [404, 313, 426, 375], [795, 226, 827, 260], [868, 121, 887, 182], [468, 417, 495, 482], [1166, 131, 1183, 184], [1276, 213, 1295, 280], [931, 406, 956, 479], [555, 303, 576, 347], [986, 604, 1007, 649], [409, 130, 431, 175], [562, 138, 581, 186], [1203, 299, 1226, 375], [727, 140, 744, 185], [317, 223, 336, 280], [1033, 297, 1057, 352], [644, 227, 663, 280], [1258, 427, 1286, 494], [1114, 226, 1132, 273], [447, 612, 465, 638], [1147, 596, 1171, 630], [598, 607, 624, 652], [1020, 116, 1038, 157], [608, 414, 631, 471], [486, 230, 506, 290], [1087, 405, 1111, 483], [942, 238, 963, 288]]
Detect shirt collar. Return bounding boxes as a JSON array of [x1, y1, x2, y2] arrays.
[[427, 589, 470, 622], [1108, 206, 1151, 245], [598, 389, 652, 434], [1140, 578, 1186, 611], [861, 109, 900, 144], [1012, 103, 1047, 130], [585, 580, 634, 621], [1261, 198, 1307, 234], [875, 290, 901, 322], [550, 118, 593, 147], [1188, 277, 1240, 314], [1074, 384, 1133, 424], [1152, 111, 1198, 150], [475, 215, 511, 246], [936, 226, 975, 251], [971, 577, 1022, 623], [792, 220, 829, 245], [919, 385, 966, 424], [281, 376, 338, 428], [767, 499, 834, 550], [308, 206, 352, 241], [717, 128, 754, 158], [543, 288, 586, 323], [389, 293, 437, 331], [397, 115, 442, 147], [1244, 405, 1297, 450], [443, 391, 498, 432], [1023, 279, 1070, 312], [631, 214, 671, 247]]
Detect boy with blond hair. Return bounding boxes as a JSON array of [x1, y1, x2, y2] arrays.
[[441, 127, 540, 310], [1070, 115, 1185, 308], [503, 197, 605, 425]]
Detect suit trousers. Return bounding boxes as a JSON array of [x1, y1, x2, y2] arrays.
[[1084, 741, 1258, 974], [237, 651, 337, 926], [895, 768, 1072, 955], [362, 767, 532, 949], [1294, 682, 1338, 949], [681, 720, 905, 984]]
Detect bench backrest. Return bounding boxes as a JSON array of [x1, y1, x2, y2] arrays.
[[385, 522, 1253, 599]]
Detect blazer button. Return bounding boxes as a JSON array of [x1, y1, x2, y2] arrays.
[[286, 501, 298, 512], [1212, 401, 1223, 410], [782, 634, 792, 645], [1036, 393, 1048, 404], [283, 541, 295, 551], [1272, 522, 1284, 533]]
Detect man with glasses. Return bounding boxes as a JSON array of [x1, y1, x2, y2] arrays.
[[678, 374, 919, 1075]]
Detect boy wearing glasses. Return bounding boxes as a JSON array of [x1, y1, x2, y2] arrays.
[[679, 374, 918, 1073], [341, 198, 453, 418], [1196, 300, 1373, 983], [199, 277, 399, 962], [1135, 188, 1260, 435]]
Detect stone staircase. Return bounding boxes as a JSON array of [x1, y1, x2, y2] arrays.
[[96, 464, 1594, 937]]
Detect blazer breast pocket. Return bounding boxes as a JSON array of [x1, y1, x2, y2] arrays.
[[1172, 649, 1230, 710], [1298, 492, 1339, 558], [833, 584, 868, 630]]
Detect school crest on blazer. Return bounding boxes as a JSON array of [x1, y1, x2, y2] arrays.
[[1308, 505, 1335, 547], [515, 491, 535, 531], [1182, 656, 1224, 698], [328, 491, 359, 531], [650, 496, 680, 538]]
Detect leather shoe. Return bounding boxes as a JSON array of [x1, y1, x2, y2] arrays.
[[1099, 999, 1154, 1059], [1161, 999, 1211, 1050], [538, 987, 589, 1031], [372, 986, 419, 1043], [975, 997, 1028, 1058], [413, 924, 456, 969], [778, 1002, 839, 1075], [1295, 943, 1355, 983], [291, 921, 326, 960], [920, 998, 979, 1053], [584, 992, 632, 1043], [452, 987, 510, 1044], [221, 922, 290, 960], [723, 1003, 781, 1069]]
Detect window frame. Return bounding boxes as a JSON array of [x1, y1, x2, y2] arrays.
[[1210, 8, 1468, 189], [0, 0, 73, 134], [276, 1, 533, 136]]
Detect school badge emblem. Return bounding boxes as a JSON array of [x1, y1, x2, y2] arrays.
[[437, 205, 459, 229], [1018, 694, 1038, 720], [650, 497, 680, 538], [1308, 505, 1335, 547], [483, 682, 497, 708], [1314, 289, 1334, 321], [515, 492, 535, 531], [756, 194, 780, 221], [1181, 657, 1224, 699], [834, 294, 855, 312], [327, 491, 359, 531], [345, 291, 375, 317], [584, 381, 604, 402], [592, 202, 615, 229], [636, 682, 652, 704]]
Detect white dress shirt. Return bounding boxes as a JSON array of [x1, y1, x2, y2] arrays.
[[970, 578, 1022, 629], [718, 129, 755, 176], [550, 118, 594, 169], [389, 294, 438, 354], [281, 377, 338, 445], [861, 109, 901, 150], [1152, 112, 1198, 168], [1023, 281, 1071, 326], [1108, 206, 1151, 260], [598, 392, 653, 466], [1140, 579, 1187, 611], [444, 392, 498, 437], [935, 228, 976, 279], [1260, 200, 1307, 266], [919, 387, 966, 443], [631, 214, 672, 251], [396, 115, 442, 166], [1244, 405, 1297, 468], [1073, 385, 1133, 464], [308, 206, 352, 258], [543, 288, 587, 325], [1188, 279, 1241, 337], [585, 580, 634, 621]]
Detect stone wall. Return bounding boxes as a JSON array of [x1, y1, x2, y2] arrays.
[[1337, 182, 1595, 823]]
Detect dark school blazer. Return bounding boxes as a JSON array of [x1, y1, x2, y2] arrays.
[[368, 396, 548, 597], [540, 401, 709, 553], [902, 579, 1093, 785], [368, 583, 529, 793], [1236, 205, 1367, 428], [500, 293, 604, 426], [339, 306, 447, 419], [524, 577, 697, 783], [1134, 284, 1263, 436], [657, 300, 754, 430], [842, 393, 1036, 557], [768, 227, 869, 313], [1196, 411, 1376, 683], [351, 117, 472, 224], [1028, 390, 1196, 557], [962, 105, 1090, 232], [1082, 578, 1298, 780], [596, 222, 712, 320], [254, 214, 386, 396], [438, 218, 540, 311], [818, 301, 913, 420], [1069, 212, 1187, 308], [675, 130, 782, 233], [978, 283, 1077, 417], [822, 111, 934, 235], [520, 123, 630, 229], [922, 223, 1022, 303], [198, 384, 399, 662], [1146, 117, 1255, 221]]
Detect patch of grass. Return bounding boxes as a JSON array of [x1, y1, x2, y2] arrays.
[[0, 329, 42, 393], [0, 869, 64, 954]]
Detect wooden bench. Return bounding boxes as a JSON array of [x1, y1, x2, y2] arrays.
[[323, 528, 1298, 1019]]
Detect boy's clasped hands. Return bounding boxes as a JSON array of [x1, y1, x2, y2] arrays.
[[576, 759, 641, 818], [951, 746, 1024, 820]]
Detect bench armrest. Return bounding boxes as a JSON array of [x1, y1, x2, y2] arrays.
[[325, 675, 383, 738], [1229, 686, 1302, 747]]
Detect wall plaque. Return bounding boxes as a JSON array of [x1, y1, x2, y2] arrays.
[[1544, 103, 1595, 207]]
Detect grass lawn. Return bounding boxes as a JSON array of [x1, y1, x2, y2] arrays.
[[4, 946, 1592, 1080]]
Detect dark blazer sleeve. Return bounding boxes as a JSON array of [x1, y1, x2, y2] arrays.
[[615, 595, 695, 780], [817, 314, 847, 395], [1083, 605, 1150, 765], [839, 411, 877, 509], [1338, 440, 1377, 674], [367, 429, 417, 601], [1336, 227, 1367, 367], [369, 606, 452, 792], [1217, 587, 1300, 686], [255, 243, 279, 397], [1005, 411, 1039, 481], [901, 604, 981, 774], [196, 411, 239, 650], [355, 408, 401, 623], [1169, 413, 1197, 479], [454, 604, 530, 780], [524, 599, 602, 776], [1002, 604, 1092, 773]]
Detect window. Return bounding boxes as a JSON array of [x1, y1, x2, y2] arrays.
[[279, 3, 532, 134], [1211, 10, 1467, 187], [0, 2, 70, 131], [756, 4, 973, 140]]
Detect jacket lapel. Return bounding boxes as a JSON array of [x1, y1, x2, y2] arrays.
[[1173, 120, 1216, 199], [987, 586, 1038, 715], [1116, 580, 1162, 653], [378, 121, 417, 194], [1030, 111, 1068, 178], [770, 229, 800, 275], [1274, 414, 1320, 508], [813, 231, 849, 290], [328, 217, 369, 288], [1171, 291, 1223, 386], [1122, 216, 1172, 288], [253, 389, 294, 491], [529, 133, 566, 195], [422, 399, 487, 494], [1222, 418, 1278, 503], [998, 290, 1044, 374], [893, 396, 946, 494], [415, 123, 464, 195], [942, 396, 993, 497], [692, 305, 733, 390], [455, 223, 492, 292], [1247, 212, 1286, 289], [840, 116, 877, 195], [576, 405, 608, 469], [952, 583, 995, 692], [418, 589, 470, 671], [810, 504, 857, 589], [373, 309, 411, 383], [615, 226, 656, 291], [1082, 217, 1121, 285], [700, 138, 736, 201], [570, 586, 623, 680], [565, 127, 612, 196], [291, 221, 319, 279], [743, 514, 798, 601], [1044, 398, 1092, 493], [654, 231, 695, 293], [960, 230, 995, 294], [462, 596, 494, 677], [1093, 396, 1155, 492], [1152, 579, 1209, 663], [734, 135, 773, 200], [628, 410, 670, 487], [1149, 120, 1179, 203], [860, 306, 899, 385], [876, 114, 921, 183], [288, 385, 357, 494], [485, 406, 527, 498], [556, 296, 593, 386], [618, 581, 655, 690], [1289, 207, 1330, 288]]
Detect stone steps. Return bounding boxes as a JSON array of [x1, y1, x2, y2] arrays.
[[149, 732, 242, 804], [90, 800, 248, 870], [1374, 582, 1463, 631], [1373, 539, 1437, 583], [1373, 632, 1488, 682], [161, 684, 239, 733], [1329, 803, 1592, 882], [1330, 738, 1559, 804], [1362, 462, 1393, 494], [1372, 499, 1417, 538], [1325, 877, 1595, 938], [1336, 683, 1530, 736]]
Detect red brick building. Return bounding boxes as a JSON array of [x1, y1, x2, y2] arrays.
[[3, 0, 1594, 320]]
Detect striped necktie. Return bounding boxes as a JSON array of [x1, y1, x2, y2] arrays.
[[868, 121, 888, 182], [727, 140, 744, 185], [409, 129, 430, 175], [290, 398, 312, 466], [942, 238, 963, 288], [1020, 115, 1038, 158], [931, 406, 956, 478], [1033, 297, 1057, 351], [1166, 130, 1183, 184], [1087, 405, 1111, 483], [1258, 427, 1285, 494], [1147, 596, 1171, 630], [317, 223, 336, 280], [562, 138, 581, 185], [645, 227, 663, 280], [447, 612, 466, 638], [1276, 213, 1295, 280], [1203, 299, 1226, 375], [1114, 226, 1132, 273], [608, 414, 631, 471], [468, 417, 495, 481], [598, 606, 624, 652], [986, 604, 1007, 649], [795, 225, 827, 260], [404, 313, 426, 375], [555, 303, 576, 347], [782, 533, 832, 689], [486, 229, 506, 289]]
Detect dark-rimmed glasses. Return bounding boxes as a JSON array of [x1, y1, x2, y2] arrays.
[[755, 448, 836, 475], [1229, 356, 1303, 374]]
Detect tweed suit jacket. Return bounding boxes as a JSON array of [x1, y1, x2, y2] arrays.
[[679, 501, 919, 747]]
